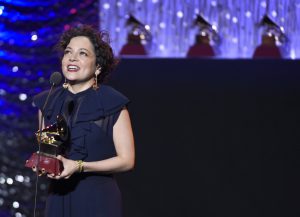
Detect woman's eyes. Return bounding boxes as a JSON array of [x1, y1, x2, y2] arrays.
[[79, 51, 88, 56], [63, 50, 88, 57], [64, 50, 71, 55]]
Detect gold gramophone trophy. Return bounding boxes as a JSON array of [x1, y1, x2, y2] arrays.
[[25, 115, 69, 176]]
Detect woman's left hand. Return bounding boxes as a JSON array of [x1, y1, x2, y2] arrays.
[[47, 155, 78, 179]]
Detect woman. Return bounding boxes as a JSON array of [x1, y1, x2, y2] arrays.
[[33, 25, 135, 217]]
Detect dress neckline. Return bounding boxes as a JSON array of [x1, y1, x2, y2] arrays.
[[66, 86, 94, 99]]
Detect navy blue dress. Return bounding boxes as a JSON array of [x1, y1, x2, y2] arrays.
[[33, 85, 129, 217]]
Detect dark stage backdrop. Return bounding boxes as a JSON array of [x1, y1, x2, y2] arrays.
[[108, 59, 300, 217]]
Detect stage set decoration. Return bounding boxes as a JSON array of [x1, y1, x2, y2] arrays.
[[0, 0, 300, 217], [100, 0, 300, 58]]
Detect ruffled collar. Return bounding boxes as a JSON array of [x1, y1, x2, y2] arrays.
[[39, 85, 129, 125]]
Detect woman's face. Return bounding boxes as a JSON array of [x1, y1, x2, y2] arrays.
[[62, 36, 97, 85]]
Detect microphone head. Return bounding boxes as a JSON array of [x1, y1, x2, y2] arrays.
[[50, 72, 62, 86]]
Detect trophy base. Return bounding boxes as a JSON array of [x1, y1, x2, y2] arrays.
[[25, 152, 63, 176]]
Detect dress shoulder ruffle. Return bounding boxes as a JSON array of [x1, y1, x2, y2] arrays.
[[33, 85, 130, 123], [76, 85, 130, 123]]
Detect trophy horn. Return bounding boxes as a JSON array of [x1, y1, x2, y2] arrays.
[[126, 14, 144, 27], [193, 14, 212, 28], [259, 14, 279, 28], [36, 115, 69, 143]]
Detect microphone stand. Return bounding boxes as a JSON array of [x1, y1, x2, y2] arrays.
[[33, 83, 56, 217]]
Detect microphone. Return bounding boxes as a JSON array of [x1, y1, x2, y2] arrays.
[[50, 71, 62, 86], [42, 72, 62, 112]]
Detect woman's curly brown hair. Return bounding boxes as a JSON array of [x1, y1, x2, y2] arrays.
[[57, 24, 118, 83]]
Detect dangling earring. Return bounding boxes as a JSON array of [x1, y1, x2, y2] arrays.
[[62, 78, 69, 89], [93, 74, 98, 90], [93, 67, 101, 90]]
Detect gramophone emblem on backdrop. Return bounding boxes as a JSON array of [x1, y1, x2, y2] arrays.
[[25, 115, 69, 176]]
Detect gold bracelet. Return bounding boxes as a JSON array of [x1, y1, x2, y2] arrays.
[[76, 160, 84, 173]]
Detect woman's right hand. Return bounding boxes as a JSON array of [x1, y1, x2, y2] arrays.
[[47, 155, 79, 179]]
